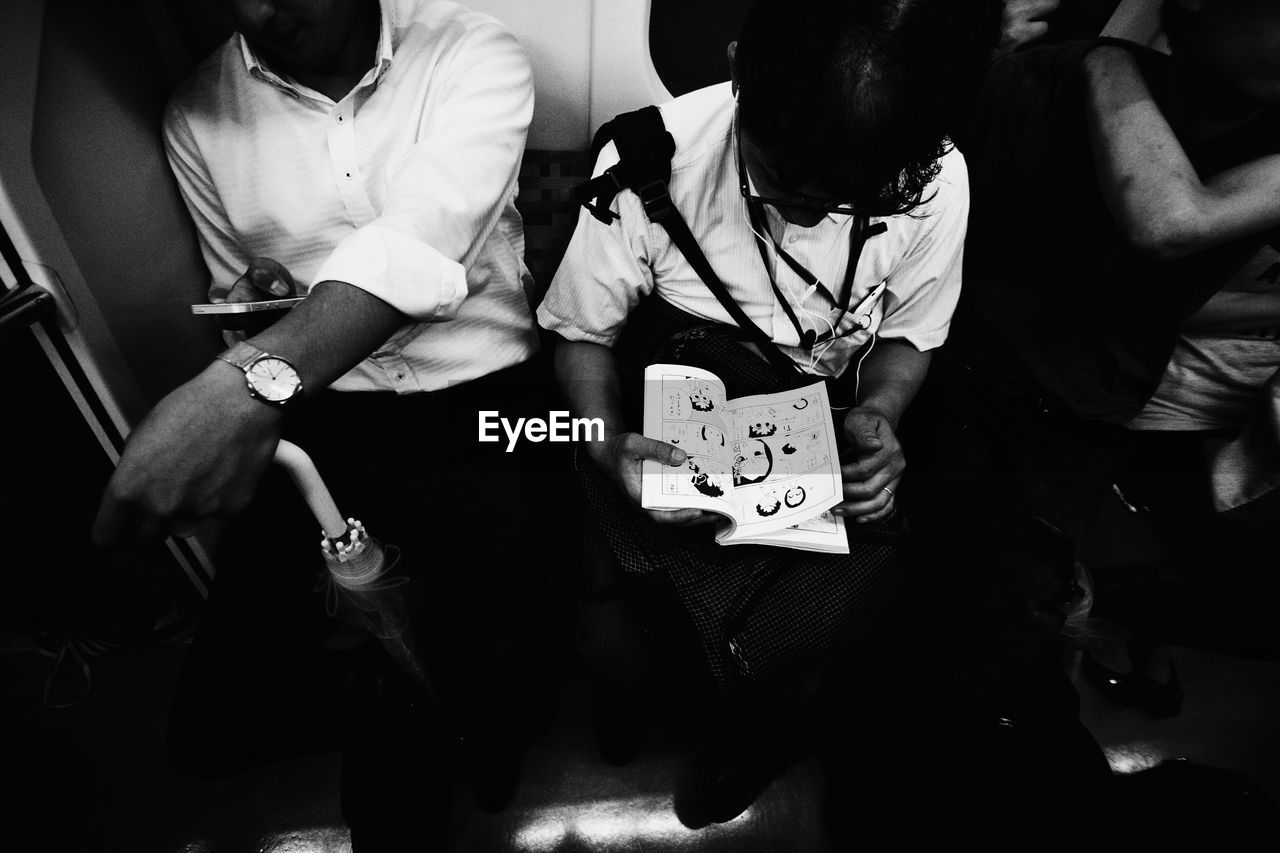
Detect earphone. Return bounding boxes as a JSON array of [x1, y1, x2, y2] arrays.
[[733, 105, 886, 378], [852, 329, 878, 403], [739, 190, 846, 370], [850, 279, 889, 331]]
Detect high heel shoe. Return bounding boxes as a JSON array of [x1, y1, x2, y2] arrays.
[[1082, 650, 1183, 717]]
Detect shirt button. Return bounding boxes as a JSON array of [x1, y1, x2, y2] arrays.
[[337, 114, 343, 122], [396, 372, 405, 380], [345, 172, 352, 179]]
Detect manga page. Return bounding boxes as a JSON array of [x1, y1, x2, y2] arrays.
[[730, 510, 850, 554], [640, 364, 737, 517], [717, 380, 845, 542]]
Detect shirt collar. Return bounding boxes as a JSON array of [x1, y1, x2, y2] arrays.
[[238, 0, 397, 94]]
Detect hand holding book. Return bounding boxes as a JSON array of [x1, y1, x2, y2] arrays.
[[639, 364, 851, 553], [586, 429, 715, 527], [837, 407, 903, 523]]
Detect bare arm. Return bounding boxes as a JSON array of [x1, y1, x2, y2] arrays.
[[92, 282, 404, 547], [837, 339, 931, 522], [96, 21, 536, 549], [1085, 45, 1280, 262]]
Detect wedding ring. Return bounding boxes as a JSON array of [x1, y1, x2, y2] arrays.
[[882, 486, 895, 498]]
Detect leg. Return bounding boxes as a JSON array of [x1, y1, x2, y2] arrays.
[[167, 465, 345, 776]]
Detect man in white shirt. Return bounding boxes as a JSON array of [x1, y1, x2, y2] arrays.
[[542, 5, 980, 529], [539, 0, 1000, 827], [92, 0, 548, 844]]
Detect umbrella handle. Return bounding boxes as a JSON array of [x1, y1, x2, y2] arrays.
[[273, 439, 348, 538]]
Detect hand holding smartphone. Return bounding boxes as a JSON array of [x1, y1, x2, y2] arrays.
[[193, 258, 302, 331]]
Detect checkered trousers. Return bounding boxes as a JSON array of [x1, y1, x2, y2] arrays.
[[577, 451, 904, 699]]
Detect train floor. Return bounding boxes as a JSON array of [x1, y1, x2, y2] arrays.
[[5, 627, 1280, 852]]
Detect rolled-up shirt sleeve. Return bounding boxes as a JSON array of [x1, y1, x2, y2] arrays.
[[537, 141, 656, 346], [314, 22, 533, 321], [877, 147, 970, 351]]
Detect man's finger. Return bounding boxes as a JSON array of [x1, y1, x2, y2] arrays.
[[227, 273, 276, 303], [648, 507, 712, 525], [622, 434, 687, 466], [841, 471, 896, 502], [854, 429, 883, 451], [247, 257, 294, 294], [844, 412, 885, 453], [249, 265, 292, 297], [91, 493, 138, 550], [219, 266, 294, 330], [840, 451, 894, 483], [856, 502, 896, 524], [134, 512, 172, 547], [833, 490, 893, 520], [1007, 0, 1059, 19], [1014, 20, 1050, 42]]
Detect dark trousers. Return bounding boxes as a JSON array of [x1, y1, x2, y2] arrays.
[[904, 352, 1134, 545], [168, 358, 566, 775], [896, 350, 1135, 656]]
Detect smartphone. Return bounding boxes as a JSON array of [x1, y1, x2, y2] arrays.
[[191, 297, 306, 315]]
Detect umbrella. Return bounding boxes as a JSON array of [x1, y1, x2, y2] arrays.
[[273, 439, 436, 701]]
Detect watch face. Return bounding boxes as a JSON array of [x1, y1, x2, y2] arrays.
[[246, 356, 302, 402]]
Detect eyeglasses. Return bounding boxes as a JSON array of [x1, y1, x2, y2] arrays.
[[734, 105, 858, 218]]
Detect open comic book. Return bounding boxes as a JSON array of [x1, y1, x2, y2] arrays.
[[640, 363, 849, 554]]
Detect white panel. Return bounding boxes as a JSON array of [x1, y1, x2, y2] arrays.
[[590, 0, 672, 136], [0, 0, 146, 431], [0, 0, 215, 591], [463, 0, 593, 150], [0, 247, 15, 294]]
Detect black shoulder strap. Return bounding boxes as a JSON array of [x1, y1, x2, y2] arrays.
[[574, 107, 803, 382], [575, 106, 676, 225]]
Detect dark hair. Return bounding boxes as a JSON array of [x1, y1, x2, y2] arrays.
[[734, 0, 1002, 216]]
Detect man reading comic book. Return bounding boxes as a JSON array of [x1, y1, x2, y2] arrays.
[[538, 0, 1002, 825]]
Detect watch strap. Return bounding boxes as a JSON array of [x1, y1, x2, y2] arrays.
[[215, 340, 271, 371], [215, 341, 303, 405]]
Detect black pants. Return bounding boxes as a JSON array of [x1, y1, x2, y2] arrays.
[[167, 358, 568, 775]]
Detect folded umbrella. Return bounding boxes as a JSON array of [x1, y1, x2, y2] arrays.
[[273, 439, 436, 701]]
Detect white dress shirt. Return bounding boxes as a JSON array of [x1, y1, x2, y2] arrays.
[[164, 0, 538, 393], [538, 83, 969, 378]]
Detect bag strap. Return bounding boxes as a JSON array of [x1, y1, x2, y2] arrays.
[[575, 106, 804, 383]]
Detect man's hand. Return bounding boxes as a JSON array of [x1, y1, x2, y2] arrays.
[[92, 362, 284, 548], [1000, 0, 1060, 55], [589, 431, 711, 526], [836, 407, 905, 523], [215, 257, 299, 333]]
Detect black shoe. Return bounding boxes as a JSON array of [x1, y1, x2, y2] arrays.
[[463, 736, 524, 814], [1106, 759, 1280, 844], [1082, 650, 1182, 717], [682, 738, 788, 826], [340, 664, 453, 850], [592, 684, 653, 766]]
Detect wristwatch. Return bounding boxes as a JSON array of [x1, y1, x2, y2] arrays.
[[215, 341, 303, 405]]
